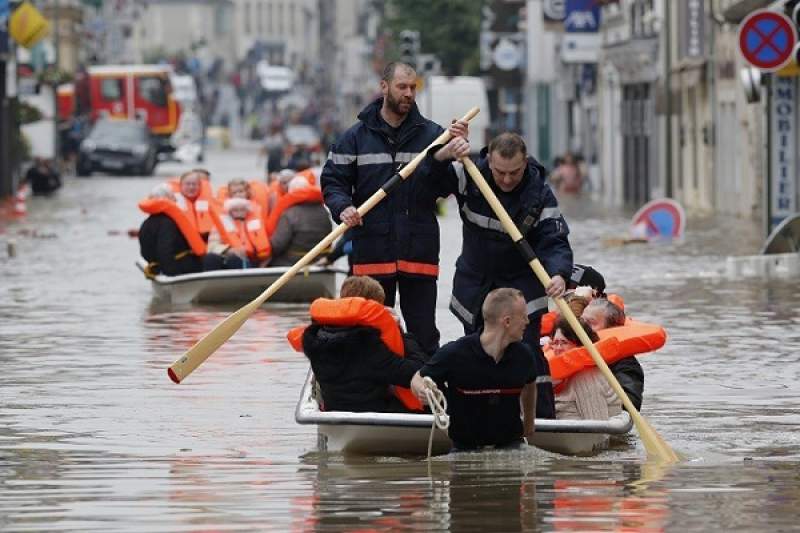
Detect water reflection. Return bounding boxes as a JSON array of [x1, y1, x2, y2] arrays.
[[297, 452, 676, 532]]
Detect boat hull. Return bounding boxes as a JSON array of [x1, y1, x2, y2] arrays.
[[136, 258, 337, 304], [295, 371, 632, 456]]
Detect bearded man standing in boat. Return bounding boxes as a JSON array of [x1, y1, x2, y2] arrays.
[[320, 61, 469, 356]]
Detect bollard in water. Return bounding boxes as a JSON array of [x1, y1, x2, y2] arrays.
[[7, 239, 17, 258]]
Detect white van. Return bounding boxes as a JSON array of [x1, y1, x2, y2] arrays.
[[416, 76, 489, 152]]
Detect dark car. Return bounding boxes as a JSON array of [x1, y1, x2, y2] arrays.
[[77, 119, 158, 176]]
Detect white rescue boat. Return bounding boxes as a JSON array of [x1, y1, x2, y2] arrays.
[[136, 258, 337, 304], [295, 371, 633, 456]]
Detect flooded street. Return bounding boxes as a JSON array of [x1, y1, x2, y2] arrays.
[[1, 147, 799, 531]]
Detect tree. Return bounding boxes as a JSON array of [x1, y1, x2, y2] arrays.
[[384, 0, 482, 76]]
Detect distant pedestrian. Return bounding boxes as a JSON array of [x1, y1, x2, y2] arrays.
[[25, 158, 62, 196]]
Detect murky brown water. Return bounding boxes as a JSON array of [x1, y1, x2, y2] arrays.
[[1, 149, 799, 531]]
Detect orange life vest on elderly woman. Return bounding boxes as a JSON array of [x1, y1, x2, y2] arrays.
[[216, 181, 271, 221], [265, 185, 325, 235], [138, 197, 207, 256], [544, 321, 666, 392], [287, 297, 424, 412], [219, 211, 272, 262]]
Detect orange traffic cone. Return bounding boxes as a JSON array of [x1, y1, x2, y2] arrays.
[[12, 186, 28, 217]]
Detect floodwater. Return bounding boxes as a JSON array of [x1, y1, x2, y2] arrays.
[[1, 148, 799, 532]]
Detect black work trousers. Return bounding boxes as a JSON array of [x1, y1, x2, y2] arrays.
[[378, 276, 440, 355]]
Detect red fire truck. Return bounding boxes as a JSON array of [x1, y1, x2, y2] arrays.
[[59, 64, 182, 151]]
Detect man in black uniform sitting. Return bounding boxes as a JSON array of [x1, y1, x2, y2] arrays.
[[410, 287, 539, 451]]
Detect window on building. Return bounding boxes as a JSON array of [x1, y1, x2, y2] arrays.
[[257, 2, 263, 34], [278, 2, 283, 35], [245, 2, 252, 34], [215, 5, 231, 35], [290, 3, 296, 33], [100, 78, 123, 101], [267, 1, 273, 33]]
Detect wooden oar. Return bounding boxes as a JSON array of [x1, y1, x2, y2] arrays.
[[166, 107, 480, 384], [459, 157, 680, 463]]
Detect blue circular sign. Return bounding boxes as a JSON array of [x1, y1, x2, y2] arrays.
[[739, 10, 798, 71]]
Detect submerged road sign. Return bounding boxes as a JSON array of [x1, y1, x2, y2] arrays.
[[738, 9, 797, 72]]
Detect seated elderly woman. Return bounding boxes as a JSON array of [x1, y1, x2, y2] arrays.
[[582, 298, 644, 411], [208, 197, 272, 268], [550, 316, 622, 421]]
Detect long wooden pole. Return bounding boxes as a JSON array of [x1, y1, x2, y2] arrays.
[[166, 107, 481, 384], [460, 157, 679, 463]]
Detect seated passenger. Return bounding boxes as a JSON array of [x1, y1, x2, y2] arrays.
[[288, 276, 425, 413], [211, 197, 272, 268], [173, 170, 220, 241], [25, 157, 62, 195], [410, 288, 540, 451], [267, 177, 332, 266], [138, 184, 226, 276], [551, 317, 622, 421], [582, 298, 645, 411], [218, 178, 270, 222]]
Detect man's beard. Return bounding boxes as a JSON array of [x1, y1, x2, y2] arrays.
[[386, 91, 412, 115]]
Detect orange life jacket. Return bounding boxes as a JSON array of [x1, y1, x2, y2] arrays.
[[296, 168, 318, 186], [607, 293, 625, 311], [138, 197, 206, 256], [219, 212, 272, 262], [266, 186, 325, 235], [287, 297, 424, 412], [540, 310, 558, 337], [174, 192, 221, 237], [248, 181, 271, 219], [216, 181, 271, 221], [544, 320, 666, 392]]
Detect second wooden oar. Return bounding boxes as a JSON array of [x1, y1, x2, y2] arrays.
[[460, 156, 680, 463]]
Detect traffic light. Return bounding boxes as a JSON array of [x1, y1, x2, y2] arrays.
[[398, 30, 420, 67]]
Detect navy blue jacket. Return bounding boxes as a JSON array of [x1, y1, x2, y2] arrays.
[[320, 98, 446, 278], [428, 150, 573, 329]]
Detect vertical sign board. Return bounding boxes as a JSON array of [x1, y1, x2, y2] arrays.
[[770, 76, 797, 230], [562, 0, 601, 63], [678, 0, 706, 59]]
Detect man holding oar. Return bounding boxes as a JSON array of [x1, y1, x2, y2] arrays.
[[321, 61, 469, 355], [427, 132, 573, 419]]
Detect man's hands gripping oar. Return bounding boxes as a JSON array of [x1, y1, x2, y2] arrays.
[[167, 107, 480, 384], [458, 156, 680, 463]]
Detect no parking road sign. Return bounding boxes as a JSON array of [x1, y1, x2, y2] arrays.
[[739, 10, 797, 72]]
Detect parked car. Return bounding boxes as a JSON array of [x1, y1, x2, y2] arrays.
[[77, 119, 159, 176]]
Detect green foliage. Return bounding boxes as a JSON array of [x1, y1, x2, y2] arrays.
[[384, 0, 483, 76], [38, 68, 73, 87], [17, 101, 43, 125]]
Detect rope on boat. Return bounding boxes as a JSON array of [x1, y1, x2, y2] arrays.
[[423, 377, 449, 460]]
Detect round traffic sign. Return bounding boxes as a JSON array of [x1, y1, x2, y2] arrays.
[[738, 10, 798, 72]]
